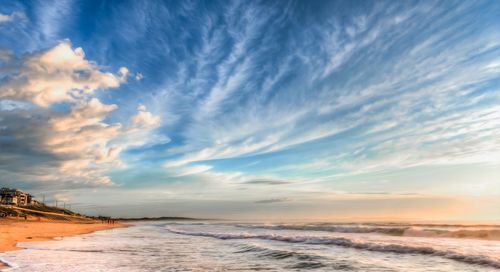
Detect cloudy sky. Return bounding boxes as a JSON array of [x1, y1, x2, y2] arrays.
[[0, 0, 499, 221]]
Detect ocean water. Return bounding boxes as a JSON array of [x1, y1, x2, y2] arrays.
[[1, 221, 500, 271]]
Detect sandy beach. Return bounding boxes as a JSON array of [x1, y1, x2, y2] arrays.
[[0, 218, 125, 269]]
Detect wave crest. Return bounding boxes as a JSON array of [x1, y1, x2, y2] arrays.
[[166, 227, 500, 269], [235, 223, 500, 240]]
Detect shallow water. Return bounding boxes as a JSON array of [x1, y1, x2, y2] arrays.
[[1, 221, 499, 271]]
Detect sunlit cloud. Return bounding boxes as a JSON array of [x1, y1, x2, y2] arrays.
[[0, 40, 161, 187]]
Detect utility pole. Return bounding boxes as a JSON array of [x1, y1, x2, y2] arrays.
[[63, 202, 66, 209], [42, 194, 45, 205], [55, 200, 58, 207]]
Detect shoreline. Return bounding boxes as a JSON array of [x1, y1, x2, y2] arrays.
[[0, 218, 126, 270]]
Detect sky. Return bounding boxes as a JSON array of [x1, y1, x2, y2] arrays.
[[0, 0, 499, 221]]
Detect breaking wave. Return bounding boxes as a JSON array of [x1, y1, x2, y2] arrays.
[[234, 223, 500, 240], [165, 227, 500, 269], [236, 244, 321, 261], [235, 223, 408, 236], [235, 244, 328, 269]]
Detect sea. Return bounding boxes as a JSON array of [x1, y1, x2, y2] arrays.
[[1, 221, 499, 271]]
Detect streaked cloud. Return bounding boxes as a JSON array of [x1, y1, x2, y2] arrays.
[[0, 12, 24, 23], [173, 165, 213, 177], [254, 198, 290, 204], [244, 179, 291, 185]]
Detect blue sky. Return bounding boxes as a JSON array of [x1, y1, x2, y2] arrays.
[[0, 0, 499, 220]]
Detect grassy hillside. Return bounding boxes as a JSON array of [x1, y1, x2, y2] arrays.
[[23, 205, 77, 216], [0, 205, 88, 221]]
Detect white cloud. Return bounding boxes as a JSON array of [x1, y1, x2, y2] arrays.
[[173, 165, 213, 177], [135, 72, 143, 81], [0, 13, 13, 23], [0, 12, 24, 23], [0, 41, 162, 186], [49, 98, 118, 131], [137, 104, 146, 111], [0, 40, 127, 107], [0, 49, 13, 62], [129, 104, 161, 130]]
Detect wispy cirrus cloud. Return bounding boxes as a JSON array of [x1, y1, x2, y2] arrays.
[[34, 0, 73, 41], [157, 1, 500, 185]]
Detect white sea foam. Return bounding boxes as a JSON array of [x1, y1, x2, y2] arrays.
[[165, 226, 500, 269], [0, 257, 17, 271], [234, 223, 500, 240]]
